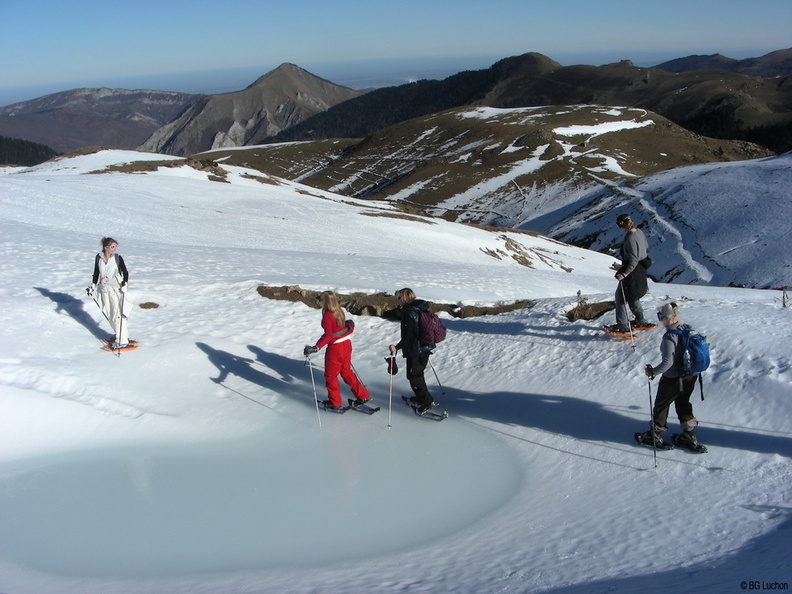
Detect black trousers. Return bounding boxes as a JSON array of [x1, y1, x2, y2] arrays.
[[406, 353, 433, 406], [653, 375, 698, 431]]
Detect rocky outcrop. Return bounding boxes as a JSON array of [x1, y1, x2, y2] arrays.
[[139, 63, 361, 156], [256, 285, 534, 319]]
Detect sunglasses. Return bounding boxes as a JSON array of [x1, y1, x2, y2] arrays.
[[107, 244, 118, 249]]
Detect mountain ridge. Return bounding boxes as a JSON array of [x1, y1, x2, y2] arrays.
[[0, 88, 200, 153], [138, 63, 362, 156], [272, 51, 792, 153], [4, 48, 790, 156], [653, 48, 792, 78]]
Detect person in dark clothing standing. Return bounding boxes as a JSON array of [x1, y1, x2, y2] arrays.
[[389, 288, 437, 414], [610, 213, 652, 333]]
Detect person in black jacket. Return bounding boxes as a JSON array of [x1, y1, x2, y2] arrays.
[[389, 287, 437, 413]]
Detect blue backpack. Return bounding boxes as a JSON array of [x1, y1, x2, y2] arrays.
[[668, 324, 711, 377]]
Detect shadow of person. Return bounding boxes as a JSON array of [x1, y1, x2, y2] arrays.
[[445, 389, 792, 458], [35, 287, 109, 340], [247, 345, 303, 383], [195, 342, 320, 409], [447, 389, 637, 443]]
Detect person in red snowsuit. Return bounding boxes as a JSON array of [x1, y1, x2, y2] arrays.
[[305, 291, 370, 409]]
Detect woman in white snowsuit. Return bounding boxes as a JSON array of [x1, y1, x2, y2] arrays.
[[87, 237, 130, 348], [638, 302, 701, 450]]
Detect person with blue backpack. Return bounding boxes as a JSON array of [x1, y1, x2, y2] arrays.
[[637, 302, 710, 453]]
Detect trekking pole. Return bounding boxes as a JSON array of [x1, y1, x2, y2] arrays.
[[350, 362, 368, 391], [619, 281, 636, 350], [90, 290, 119, 355], [306, 355, 322, 430], [645, 364, 658, 469], [91, 293, 110, 323], [115, 289, 127, 358], [428, 357, 446, 395], [387, 353, 395, 428]]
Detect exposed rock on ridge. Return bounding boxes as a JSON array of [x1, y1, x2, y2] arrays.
[[139, 63, 362, 156]]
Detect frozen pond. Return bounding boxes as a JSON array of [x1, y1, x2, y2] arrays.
[[0, 413, 521, 579]]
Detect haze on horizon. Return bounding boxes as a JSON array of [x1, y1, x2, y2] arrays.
[[1, 0, 790, 106]]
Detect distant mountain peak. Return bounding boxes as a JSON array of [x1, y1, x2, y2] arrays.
[[492, 52, 562, 76], [140, 64, 362, 155], [246, 62, 319, 88]]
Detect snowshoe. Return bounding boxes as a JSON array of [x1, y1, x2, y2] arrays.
[[348, 398, 380, 415], [603, 325, 639, 340], [402, 395, 448, 421], [102, 341, 139, 352]]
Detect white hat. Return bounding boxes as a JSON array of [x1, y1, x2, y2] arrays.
[[657, 302, 679, 320]]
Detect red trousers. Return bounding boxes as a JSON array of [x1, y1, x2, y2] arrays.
[[324, 340, 369, 407]]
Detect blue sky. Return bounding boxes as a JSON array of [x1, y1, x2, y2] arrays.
[[1, 0, 790, 105]]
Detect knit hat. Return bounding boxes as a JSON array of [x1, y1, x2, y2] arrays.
[[656, 302, 679, 320]]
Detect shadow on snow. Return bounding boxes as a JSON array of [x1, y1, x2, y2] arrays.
[[443, 388, 792, 459], [35, 287, 110, 341]]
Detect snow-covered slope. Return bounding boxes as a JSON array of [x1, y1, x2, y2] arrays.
[[204, 106, 782, 290], [1, 151, 790, 593], [530, 152, 792, 289]]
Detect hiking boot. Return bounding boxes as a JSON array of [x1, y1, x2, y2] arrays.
[[352, 397, 370, 407], [632, 319, 654, 328], [638, 430, 666, 447], [608, 324, 631, 333], [675, 430, 698, 448], [409, 396, 421, 406], [418, 400, 439, 414], [321, 400, 341, 410]]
